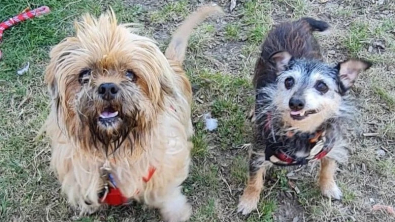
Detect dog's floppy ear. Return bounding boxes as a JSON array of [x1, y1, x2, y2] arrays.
[[337, 59, 372, 89], [45, 62, 59, 100], [269, 51, 292, 73]]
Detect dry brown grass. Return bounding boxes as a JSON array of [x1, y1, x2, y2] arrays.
[[0, 0, 394, 221]]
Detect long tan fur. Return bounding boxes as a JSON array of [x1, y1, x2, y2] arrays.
[[43, 4, 222, 222]]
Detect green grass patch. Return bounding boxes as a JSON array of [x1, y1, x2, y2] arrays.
[[295, 180, 322, 206], [188, 163, 220, 193], [188, 23, 217, 54], [149, 0, 189, 24], [381, 122, 395, 139], [224, 23, 240, 40], [230, 155, 248, 184], [278, 0, 309, 18], [242, 0, 273, 43], [191, 121, 209, 158], [345, 22, 370, 56], [340, 183, 356, 203], [373, 86, 395, 109], [246, 198, 277, 222], [190, 70, 253, 149], [192, 198, 218, 221]]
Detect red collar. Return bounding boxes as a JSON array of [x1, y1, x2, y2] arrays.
[[100, 166, 156, 206], [268, 130, 332, 166]]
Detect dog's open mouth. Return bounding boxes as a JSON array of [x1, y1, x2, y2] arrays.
[[99, 107, 119, 124], [290, 110, 317, 120]]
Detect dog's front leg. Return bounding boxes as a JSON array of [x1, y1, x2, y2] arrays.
[[319, 157, 342, 200], [237, 152, 272, 215]]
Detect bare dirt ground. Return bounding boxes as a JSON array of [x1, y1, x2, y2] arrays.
[[0, 0, 394, 222]]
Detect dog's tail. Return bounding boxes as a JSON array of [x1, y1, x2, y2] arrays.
[[301, 17, 330, 32], [165, 3, 223, 63]]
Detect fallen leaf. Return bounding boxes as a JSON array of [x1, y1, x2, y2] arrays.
[[372, 204, 395, 217]]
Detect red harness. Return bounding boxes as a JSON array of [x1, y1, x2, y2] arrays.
[[100, 166, 156, 206], [100, 106, 175, 205], [269, 130, 332, 165], [264, 113, 332, 166]]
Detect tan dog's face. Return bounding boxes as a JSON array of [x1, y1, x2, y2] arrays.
[[45, 12, 174, 151]]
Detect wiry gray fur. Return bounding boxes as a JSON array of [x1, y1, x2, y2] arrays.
[[254, 58, 357, 163]]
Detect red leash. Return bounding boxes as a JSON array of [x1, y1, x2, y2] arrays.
[[0, 6, 51, 60]]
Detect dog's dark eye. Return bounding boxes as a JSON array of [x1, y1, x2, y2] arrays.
[[315, 81, 329, 93], [126, 70, 136, 81], [79, 69, 91, 85], [284, 77, 294, 89]]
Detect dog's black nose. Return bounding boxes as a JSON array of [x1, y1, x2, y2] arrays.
[[289, 97, 305, 111], [98, 83, 119, 100]]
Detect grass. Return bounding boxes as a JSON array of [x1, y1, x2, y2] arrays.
[[278, 0, 310, 18], [188, 23, 217, 54], [230, 156, 248, 184], [242, 0, 273, 43], [1, 0, 395, 222], [224, 23, 241, 40], [149, 0, 189, 24], [373, 86, 395, 109], [191, 121, 209, 158], [345, 22, 370, 56], [246, 199, 277, 222]]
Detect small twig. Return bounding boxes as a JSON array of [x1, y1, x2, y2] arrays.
[[381, 146, 394, 157], [288, 180, 300, 194], [195, 97, 204, 104], [17, 91, 31, 109], [262, 179, 279, 200], [363, 133, 380, 137], [34, 148, 47, 160], [380, 146, 390, 153], [220, 173, 232, 195]]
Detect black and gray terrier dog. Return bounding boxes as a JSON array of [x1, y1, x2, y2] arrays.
[[238, 17, 372, 215]]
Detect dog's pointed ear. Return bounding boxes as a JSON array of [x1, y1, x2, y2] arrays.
[[269, 51, 292, 73], [337, 59, 372, 89]]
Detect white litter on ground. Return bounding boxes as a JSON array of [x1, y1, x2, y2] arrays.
[[17, 62, 30, 75], [203, 113, 218, 131]]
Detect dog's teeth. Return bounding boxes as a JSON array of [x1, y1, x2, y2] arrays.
[[300, 111, 305, 116]]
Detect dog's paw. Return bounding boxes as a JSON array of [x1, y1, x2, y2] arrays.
[[161, 202, 192, 222], [320, 181, 343, 200], [160, 192, 192, 222], [237, 189, 261, 215]]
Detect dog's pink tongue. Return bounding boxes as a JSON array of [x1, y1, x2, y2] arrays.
[[290, 111, 302, 115], [100, 111, 118, 119]]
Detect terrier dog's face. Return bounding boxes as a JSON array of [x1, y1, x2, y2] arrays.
[[45, 12, 174, 151], [269, 51, 371, 131]]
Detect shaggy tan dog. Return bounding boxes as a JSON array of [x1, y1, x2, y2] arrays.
[[43, 4, 222, 221]]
